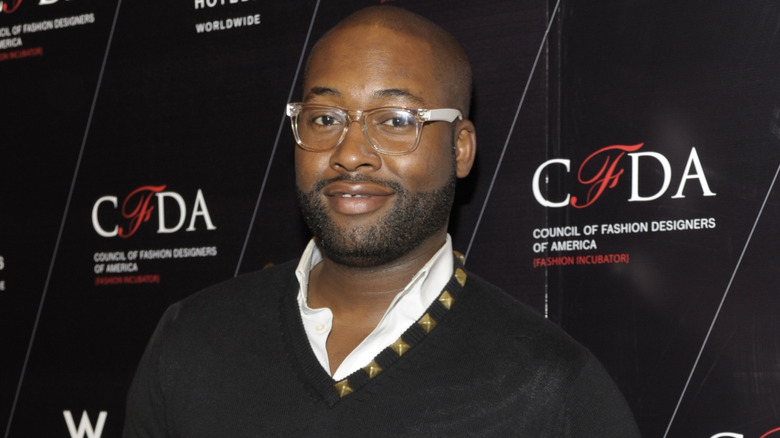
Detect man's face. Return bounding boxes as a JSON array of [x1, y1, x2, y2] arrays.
[[295, 25, 462, 267]]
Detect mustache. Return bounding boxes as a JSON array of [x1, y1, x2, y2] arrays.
[[309, 175, 405, 195]]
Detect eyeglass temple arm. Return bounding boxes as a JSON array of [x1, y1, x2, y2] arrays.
[[420, 108, 462, 122]]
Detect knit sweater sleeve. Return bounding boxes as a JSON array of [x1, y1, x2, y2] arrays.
[[122, 303, 182, 438], [551, 353, 640, 437]]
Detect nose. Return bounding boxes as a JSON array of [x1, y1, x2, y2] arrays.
[[329, 118, 382, 173]]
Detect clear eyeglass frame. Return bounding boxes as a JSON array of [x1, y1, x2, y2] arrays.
[[286, 102, 463, 156]]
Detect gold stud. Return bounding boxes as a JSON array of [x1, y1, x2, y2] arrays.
[[454, 268, 467, 286], [453, 250, 465, 265], [438, 290, 454, 310], [418, 313, 437, 333], [363, 360, 383, 379], [334, 379, 354, 398], [390, 338, 411, 356]]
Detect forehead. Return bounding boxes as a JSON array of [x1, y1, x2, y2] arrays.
[[304, 25, 444, 107]]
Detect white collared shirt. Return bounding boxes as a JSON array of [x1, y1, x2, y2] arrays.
[[295, 235, 454, 381]]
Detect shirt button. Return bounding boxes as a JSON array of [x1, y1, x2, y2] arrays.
[[315, 324, 326, 332]]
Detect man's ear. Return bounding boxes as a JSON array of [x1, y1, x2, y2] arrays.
[[454, 119, 476, 178]]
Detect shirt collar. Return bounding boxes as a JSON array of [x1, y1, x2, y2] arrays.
[[295, 236, 454, 315]]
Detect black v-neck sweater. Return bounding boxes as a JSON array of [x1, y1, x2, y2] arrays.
[[124, 259, 639, 437]]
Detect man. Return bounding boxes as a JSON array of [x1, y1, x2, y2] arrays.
[[124, 6, 639, 437]]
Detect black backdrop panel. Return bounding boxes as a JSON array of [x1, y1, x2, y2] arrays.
[[558, 1, 780, 436]]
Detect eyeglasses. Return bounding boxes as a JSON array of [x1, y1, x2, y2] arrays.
[[286, 103, 462, 155]]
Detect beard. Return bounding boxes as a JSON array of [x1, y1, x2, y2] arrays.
[[296, 172, 456, 268]]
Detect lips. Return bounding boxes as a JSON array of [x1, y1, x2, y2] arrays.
[[322, 181, 395, 215]]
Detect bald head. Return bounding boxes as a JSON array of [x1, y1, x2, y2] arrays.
[[306, 6, 473, 117]]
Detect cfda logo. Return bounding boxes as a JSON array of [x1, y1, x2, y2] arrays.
[[91, 185, 217, 238], [532, 143, 716, 208], [63, 410, 106, 438]]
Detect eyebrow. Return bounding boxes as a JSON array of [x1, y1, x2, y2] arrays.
[[305, 86, 339, 100], [304, 87, 427, 107], [372, 88, 426, 107]]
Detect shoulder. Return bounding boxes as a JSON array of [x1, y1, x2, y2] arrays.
[[137, 259, 300, 381], [157, 259, 299, 338], [179, 259, 297, 310], [124, 260, 303, 436], [457, 270, 586, 363], [452, 271, 639, 436], [451, 270, 602, 395]]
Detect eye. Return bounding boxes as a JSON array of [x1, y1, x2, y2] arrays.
[[379, 112, 415, 128], [312, 114, 341, 126]]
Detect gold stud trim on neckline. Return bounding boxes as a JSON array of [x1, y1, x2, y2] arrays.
[[438, 290, 454, 310], [418, 313, 437, 333], [454, 268, 467, 287], [453, 250, 465, 265], [390, 337, 411, 356], [334, 379, 354, 398], [363, 360, 383, 379]]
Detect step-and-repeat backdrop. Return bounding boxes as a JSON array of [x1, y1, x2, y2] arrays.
[[2, 0, 778, 436]]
